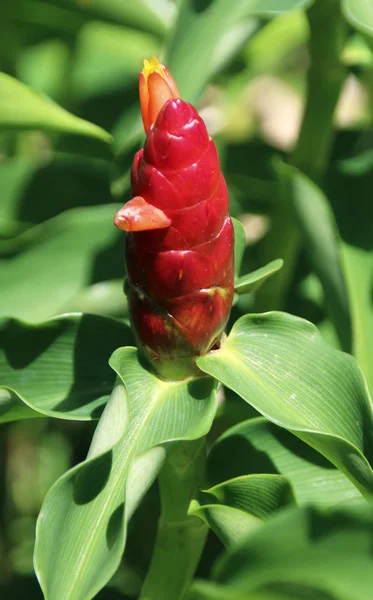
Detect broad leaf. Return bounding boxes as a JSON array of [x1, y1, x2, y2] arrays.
[[34, 348, 217, 600], [235, 259, 283, 295], [342, 0, 373, 37], [0, 204, 121, 322], [198, 312, 373, 496], [0, 313, 131, 423], [208, 418, 363, 507], [189, 504, 373, 600], [165, 0, 315, 102], [0, 73, 111, 142]]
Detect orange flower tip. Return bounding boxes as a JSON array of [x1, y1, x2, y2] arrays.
[[140, 57, 180, 133], [114, 196, 171, 232]]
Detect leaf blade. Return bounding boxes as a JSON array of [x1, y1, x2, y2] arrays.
[[198, 312, 373, 495]]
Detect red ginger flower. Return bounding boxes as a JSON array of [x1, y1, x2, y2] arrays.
[[115, 58, 234, 379]]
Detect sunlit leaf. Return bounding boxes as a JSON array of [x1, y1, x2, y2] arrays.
[[34, 350, 217, 600], [0, 205, 121, 322], [198, 312, 373, 496]]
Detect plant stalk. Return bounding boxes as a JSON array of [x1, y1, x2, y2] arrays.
[[255, 0, 348, 313], [139, 438, 208, 600]]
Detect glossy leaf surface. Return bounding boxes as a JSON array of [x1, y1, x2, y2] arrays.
[[34, 348, 217, 600], [198, 312, 373, 495]]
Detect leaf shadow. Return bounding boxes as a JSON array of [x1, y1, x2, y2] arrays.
[[54, 314, 133, 415], [207, 422, 336, 488], [0, 318, 68, 369], [73, 451, 113, 505], [106, 502, 125, 550]]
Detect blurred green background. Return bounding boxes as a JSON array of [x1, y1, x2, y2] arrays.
[[1, 0, 373, 597]]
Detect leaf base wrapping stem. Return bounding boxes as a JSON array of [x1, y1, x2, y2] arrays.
[[139, 438, 208, 600]]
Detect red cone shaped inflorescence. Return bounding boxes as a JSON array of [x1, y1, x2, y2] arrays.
[[115, 58, 234, 379]]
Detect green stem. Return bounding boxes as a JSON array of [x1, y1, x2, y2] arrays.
[[254, 0, 347, 313], [139, 438, 208, 600]]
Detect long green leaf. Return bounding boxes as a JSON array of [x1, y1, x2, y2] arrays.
[[198, 312, 373, 496], [34, 349, 217, 600], [0, 313, 131, 423], [165, 0, 315, 102], [0, 73, 111, 141], [275, 161, 351, 351], [36, 0, 173, 34], [327, 139, 373, 397], [0, 204, 121, 322]]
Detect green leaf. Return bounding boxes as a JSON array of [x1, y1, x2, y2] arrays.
[[189, 581, 277, 600], [192, 472, 295, 547], [191, 502, 261, 548], [71, 22, 159, 101], [0, 313, 131, 423], [208, 418, 363, 508], [196, 504, 373, 600], [0, 154, 112, 227], [235, 259, 283, 295], [197, 312, 373, 496], [17, 39, 70, 101], [275, 161, 351, 352], [327, 136, 373, 397], [342, 0, 373, 37], [34, 349, 217, 600], [232, 217, 246, 278], [206, 474, 294, 518], [0, 72, 111, 142], [165, 0, 315, 102], [0, 204, 121, 322], [37, 0, 173, 35]]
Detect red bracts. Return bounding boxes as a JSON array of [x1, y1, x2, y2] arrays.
[[115, 58, 234, 379]]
